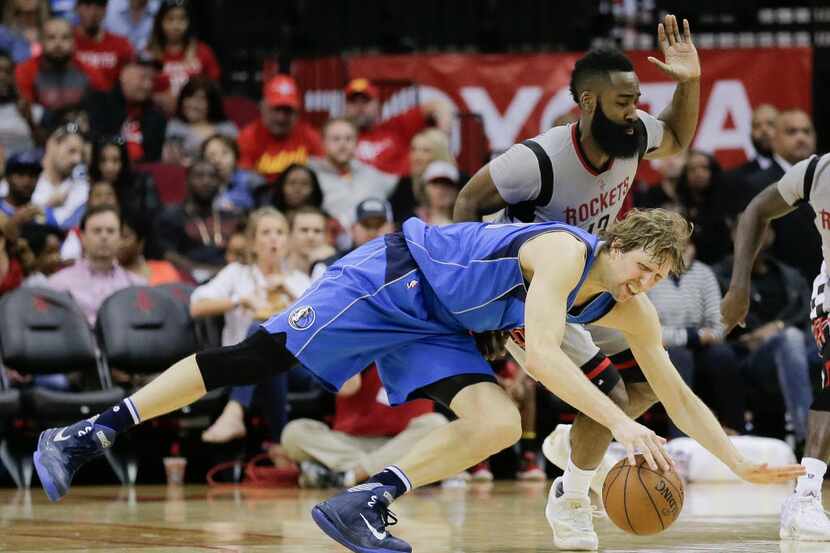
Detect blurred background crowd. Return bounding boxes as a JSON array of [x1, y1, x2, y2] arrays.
[[0, 0, 828, 489]]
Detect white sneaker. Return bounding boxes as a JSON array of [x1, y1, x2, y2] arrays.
[[780, 493, 830, 541], [542, 425, 615, 497], [546, 476, 599, 550]]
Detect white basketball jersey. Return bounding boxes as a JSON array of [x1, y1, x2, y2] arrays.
[[489, 110, 664, 234], [777, 153, 830, 280]]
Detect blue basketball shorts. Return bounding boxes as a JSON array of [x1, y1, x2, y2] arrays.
[[260, 233, 495, 405]]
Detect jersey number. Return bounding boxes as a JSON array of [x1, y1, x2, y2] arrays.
[[587, 215, 610, 235]]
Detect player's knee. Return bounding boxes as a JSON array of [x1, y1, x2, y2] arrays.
[[625, 382, 658, 416], [484, 405, 523, 450], [279, 419, 322, 460], [607, 381, 631, 411], [195, 329, 299, 391]]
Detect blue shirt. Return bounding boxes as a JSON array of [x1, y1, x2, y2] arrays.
[[401, 218, 616, 333], [103, 0, 160, 51]]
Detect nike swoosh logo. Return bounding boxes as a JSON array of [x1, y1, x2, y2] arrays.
[[359, 513, 387, 540], [53, 427, 73, 442]]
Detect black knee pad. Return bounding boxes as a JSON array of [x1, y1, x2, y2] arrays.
[[610, 349, 647, 383], [195, 329, 300, 391], [581, 352, 621, 395]]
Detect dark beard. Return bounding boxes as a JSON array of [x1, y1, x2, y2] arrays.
[[752, 137, 773, 159], [43, 53, 71, 68], [591, 100, 642, 158]]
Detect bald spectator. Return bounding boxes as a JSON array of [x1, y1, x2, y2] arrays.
[[344, 77, 453, 176], [308, 117, 396, 231], [238, 75, 323, 184], [74, 0, 134, 90], [724, 104, 778, 214], [742, 109, 820, 282], [86, 53, 167, 162], [48, 204, 146, 325], [14, 18, 107, 120]]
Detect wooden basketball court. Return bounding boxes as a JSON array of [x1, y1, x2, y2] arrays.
[[0, 481, 824, 552]]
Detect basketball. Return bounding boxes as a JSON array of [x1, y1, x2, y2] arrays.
[[602, 454, 685, 535]]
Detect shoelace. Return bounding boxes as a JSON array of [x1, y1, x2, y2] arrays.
[[377, 504, 399, 530], [563, 504, 602, 532]]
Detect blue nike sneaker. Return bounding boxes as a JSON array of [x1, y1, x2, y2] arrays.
[[33, 417, 116, 502], [311, 482, 411, 553]]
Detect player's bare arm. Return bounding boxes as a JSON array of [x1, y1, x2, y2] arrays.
[[597, 293, 805, 484], [721, 185, 795, 333], [453, 165, 508, 222], [644, 15, 701, 160], [518, 232, 672, 471]]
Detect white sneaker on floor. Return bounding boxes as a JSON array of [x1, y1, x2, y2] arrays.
[[545, 476, 599, 551], [541, 425, 614, 497], [780, 493, 830, 541]]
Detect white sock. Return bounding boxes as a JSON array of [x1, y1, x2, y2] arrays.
[[561, 454, 595, 497], [795, 457, 827, 498]]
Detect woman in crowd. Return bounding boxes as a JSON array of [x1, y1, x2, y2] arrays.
[[163, 77, 238, 167], [389, 128, 456, 226], [119, 216, 188, 286], [415, 160, 461, 226], [676, 149, 732, 265], [201, 133, 264, 214], [89, 136, 162, 255], [148, 0, 221, 99], [190, 207, 310, 445], [0, 0, 49, 62]]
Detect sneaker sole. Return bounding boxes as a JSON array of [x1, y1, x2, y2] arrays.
[[33, 450, 61, 502], [311, 505, 406, 553]]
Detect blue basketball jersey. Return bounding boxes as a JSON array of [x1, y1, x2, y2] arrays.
[[400, 217, 616, 333]]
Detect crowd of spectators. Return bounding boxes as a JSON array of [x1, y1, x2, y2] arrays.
[[0, 0, 822, 486]]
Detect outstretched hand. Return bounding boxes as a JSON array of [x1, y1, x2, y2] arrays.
[[648, 14, 701, 82], [733, 460, 805, 484]]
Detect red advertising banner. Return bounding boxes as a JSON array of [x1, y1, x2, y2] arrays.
[[293, 48, 812, 180]]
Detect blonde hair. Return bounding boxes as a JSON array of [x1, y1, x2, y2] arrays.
[[412, 128, 454, 168], [598, 208, 693, 275], [244, 207, 288, 263]]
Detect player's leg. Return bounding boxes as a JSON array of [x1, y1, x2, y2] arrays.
[[312, 335, 517, 553], [34, 239, 397, 502], [33, 329, 301, 501], [781, 271, 830, 541]]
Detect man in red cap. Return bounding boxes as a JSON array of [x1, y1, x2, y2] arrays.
[[344, 77, 453, 176], [238, 74, 323, 184]]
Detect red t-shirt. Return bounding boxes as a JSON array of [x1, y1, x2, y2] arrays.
[[356, 107, 427, 176], [15, 55, 109, 109], [237, 119, 323, 183], [74, 28, 134, 90], [0, 259, 23, 296], [333, 366, 434, 437], [160, 41, 221, 97]]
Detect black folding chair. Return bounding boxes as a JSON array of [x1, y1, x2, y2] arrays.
[[0, 287, 126, 487]]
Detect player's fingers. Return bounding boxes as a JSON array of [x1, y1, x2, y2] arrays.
[[639, 439, 658, 470], [626, 445, 637, 466], [656, 23, 668, 50], [683, 18, 692, 43], [671, 15, 681, 43], [647, 57, 673, 74], [664, 15, 676, 45], [649, 438, 672, 473]]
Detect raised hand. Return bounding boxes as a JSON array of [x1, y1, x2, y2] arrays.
[[648, 15, 701, 82]]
